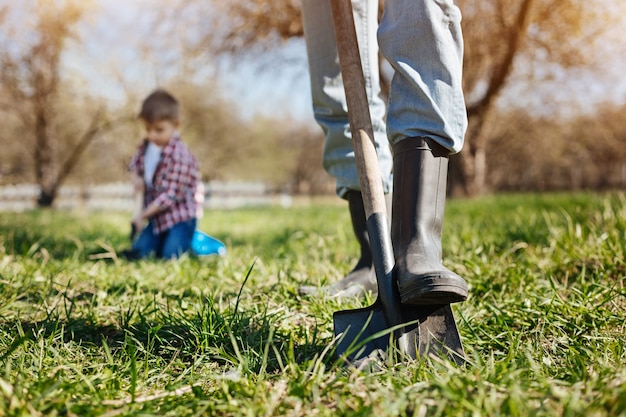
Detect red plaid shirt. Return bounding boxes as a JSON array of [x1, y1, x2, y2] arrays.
[[129, 136, 200, 234]]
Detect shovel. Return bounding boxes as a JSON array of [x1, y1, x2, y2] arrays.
[[130, 191, 143, 242], [330, 0, 465, 365]]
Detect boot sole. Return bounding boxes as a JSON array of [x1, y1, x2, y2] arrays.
[[399, 275, 468, 305]]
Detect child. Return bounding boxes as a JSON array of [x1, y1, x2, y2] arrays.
[[127, 88, 201, 259]]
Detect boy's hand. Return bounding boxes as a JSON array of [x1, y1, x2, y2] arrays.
[[131, 214, 145, 233], [131, 202, 159, 234]]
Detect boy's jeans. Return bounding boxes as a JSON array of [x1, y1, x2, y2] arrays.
[[132, 219, 197, 259], [301, 0, 467, 194]]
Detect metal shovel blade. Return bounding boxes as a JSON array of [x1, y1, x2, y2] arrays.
[[334, 302, 464, 365], [333, 299, 417, 362]]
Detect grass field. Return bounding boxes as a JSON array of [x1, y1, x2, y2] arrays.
[[1, 192, 625, 416]]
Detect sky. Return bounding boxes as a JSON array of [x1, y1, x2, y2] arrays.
[[47, 1, 626, 124], [65, 0, 315, 123]]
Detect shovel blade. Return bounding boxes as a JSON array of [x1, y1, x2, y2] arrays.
[[333, 301, 464, 365], [416, 304, 465, 364], [333, 299, 419, 363]]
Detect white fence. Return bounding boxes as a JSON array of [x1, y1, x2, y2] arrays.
[[0, 182, 293, 211]]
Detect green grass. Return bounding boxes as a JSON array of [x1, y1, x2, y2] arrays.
[[0, 192, 625, 416]]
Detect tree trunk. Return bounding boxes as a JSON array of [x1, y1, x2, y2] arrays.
[[34, 107, 57, 207], [35, 111, 111, 208], [450, 0, 536, 197]]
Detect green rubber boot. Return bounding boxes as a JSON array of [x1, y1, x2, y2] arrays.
[[392, 137, 468, 305], [299, 190, 384, 298]]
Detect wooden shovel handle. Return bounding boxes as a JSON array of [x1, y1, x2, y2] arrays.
[[331, 0, 401, 330], [330, 0, 387, 219]]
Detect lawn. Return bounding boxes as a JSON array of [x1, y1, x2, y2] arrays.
[[0, 192, 625, 416]]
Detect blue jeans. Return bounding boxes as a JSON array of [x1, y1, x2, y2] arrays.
[[132, 219, 196, 259], [301, 0, 467, 192]]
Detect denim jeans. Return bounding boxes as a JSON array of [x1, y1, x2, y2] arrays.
[[132, 219, 196, 259], [301, 0, 392, 198], [301, 0, 467, 191]]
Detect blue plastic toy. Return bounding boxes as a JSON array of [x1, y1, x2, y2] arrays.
[[191, 230, 226, 256]]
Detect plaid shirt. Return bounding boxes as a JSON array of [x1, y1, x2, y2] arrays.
[[129, 136, 200, 234]]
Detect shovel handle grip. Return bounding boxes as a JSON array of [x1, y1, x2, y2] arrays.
[[330, 0, 387, 219]]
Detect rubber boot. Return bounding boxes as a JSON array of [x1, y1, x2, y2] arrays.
[[392, 137, 468, 305], [299, 190, 385, 298]]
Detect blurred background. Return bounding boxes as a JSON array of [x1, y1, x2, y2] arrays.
[[0, 0, 625, 209]]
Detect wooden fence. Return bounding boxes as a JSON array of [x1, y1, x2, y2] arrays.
[[0, 182, 293, 211]]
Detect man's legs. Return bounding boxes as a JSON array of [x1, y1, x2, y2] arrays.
[[299, 0, 392, 297], [379, 0, 468, 304], [300, 0, 392, 197], [378, 0, 466, 152]]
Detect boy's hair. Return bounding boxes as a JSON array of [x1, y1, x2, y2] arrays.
[[139, 89, 179, 123]]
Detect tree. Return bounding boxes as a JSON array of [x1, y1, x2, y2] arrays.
[[480, 101, 626, 192], [454, 0, 622, 196], [179, 0, 624, 196], [0, 0, 116, 207]]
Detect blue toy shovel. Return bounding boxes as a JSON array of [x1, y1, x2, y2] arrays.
[[330, 0, 464, 365], [191, 230, 227, 256]]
